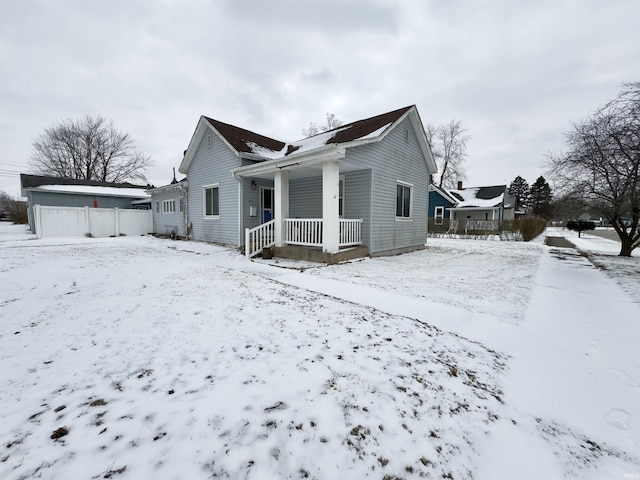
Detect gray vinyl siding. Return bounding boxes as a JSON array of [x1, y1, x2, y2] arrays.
[[187, 131, 241, 245], [342, 170, 371, 249], [287, 171, 371, 248], [289, 177, 322, 218], [344, 116, 429, 255], [151, 189, 187, 236], [27, 190, 141, 234]]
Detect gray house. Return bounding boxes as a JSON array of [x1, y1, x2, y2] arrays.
[[148, 179, 188, 237], [20, 174, 150, 234], [178, 105, 437, 261]]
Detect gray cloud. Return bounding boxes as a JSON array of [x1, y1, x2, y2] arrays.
[[1, 0, 639, 196]]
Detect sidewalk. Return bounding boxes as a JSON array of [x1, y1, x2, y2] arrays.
[[480, 243, 640, 479]]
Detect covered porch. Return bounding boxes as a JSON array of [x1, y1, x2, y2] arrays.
[[448, 206, 502, 234], [232, 145, 367, 261]]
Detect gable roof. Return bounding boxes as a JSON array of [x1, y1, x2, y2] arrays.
[[203, 117, 286, 155], [20, 174, 148, 197], [283, 106, 413, 156], [428, 184, 458, 205], [448, 185, 507, 209], [180, 105, 436, 174]]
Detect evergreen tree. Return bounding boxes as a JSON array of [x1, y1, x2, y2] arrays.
[[530, 176, 553, 219], [508, 176, 530, 211]]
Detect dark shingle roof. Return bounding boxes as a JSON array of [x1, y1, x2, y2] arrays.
[[203, 117, 286, 155], [322, 105, 413, 145], [21, 174, 147, 190]]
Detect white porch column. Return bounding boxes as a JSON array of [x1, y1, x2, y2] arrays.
[[274, 170, 289, 247], [322, 160, 340, 253]]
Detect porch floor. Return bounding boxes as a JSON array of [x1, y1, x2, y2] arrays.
[[271, 245, 369, 264]]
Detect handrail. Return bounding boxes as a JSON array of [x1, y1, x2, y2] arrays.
[[245, 219, 276, 259]]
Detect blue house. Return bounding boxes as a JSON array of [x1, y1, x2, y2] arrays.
[[428, 184, 458, 229], [178, 105, 437, 262]]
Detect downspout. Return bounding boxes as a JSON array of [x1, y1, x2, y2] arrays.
[[233, 172, 243, 247], [179, 182, 189, 239]]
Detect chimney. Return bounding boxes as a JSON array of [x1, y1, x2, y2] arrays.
[[457, 180, 463, 190]]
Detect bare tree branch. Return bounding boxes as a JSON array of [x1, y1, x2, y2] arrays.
[[29, 115, 152, 183], [426, 120, 470, 189], [548, 81, 640, 256]]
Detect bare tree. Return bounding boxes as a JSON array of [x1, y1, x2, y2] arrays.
[[426, 120, 469, 189], [302, 113, 342, 137], [548, 82, 640, 256], [29, 115, 152, 183]]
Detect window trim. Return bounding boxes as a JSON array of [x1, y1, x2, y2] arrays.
[[203, 183, 220, 219], [395, 181, 413, 221], [435, 206, 444, 225], [161, 199, 176, 214]]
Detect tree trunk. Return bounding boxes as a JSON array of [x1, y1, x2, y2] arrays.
[[619, 237, 633, 256]]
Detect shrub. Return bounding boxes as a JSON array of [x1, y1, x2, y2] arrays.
[[566, 220, 596, 238], [519, 216, 547, 241]]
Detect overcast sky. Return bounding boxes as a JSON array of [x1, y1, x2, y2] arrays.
[[1, 0, 639, 198]]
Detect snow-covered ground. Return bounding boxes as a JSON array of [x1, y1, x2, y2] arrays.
[[1, 223, 638, 479]]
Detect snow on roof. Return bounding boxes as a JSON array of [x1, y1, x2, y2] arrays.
[[208, 106, 411, 161], [35, 184, 150, 198], [448, 185, 506, 208]]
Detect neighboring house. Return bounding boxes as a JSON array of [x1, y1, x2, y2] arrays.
[[20, 174, 151, 234], [447, 183, 513, 232], [147, 178, 188, 237], [178, 105, 437, 261], [428, 184, 458, 229]]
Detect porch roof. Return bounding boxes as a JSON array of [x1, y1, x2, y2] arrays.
[[231, 144, 348, 180]]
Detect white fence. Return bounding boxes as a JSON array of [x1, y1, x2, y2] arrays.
[[33, 205, 153, 239]]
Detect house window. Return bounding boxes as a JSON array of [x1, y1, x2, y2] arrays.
[[339, 175, 345, 217], [203, 184, 220, 218], [404, 128, 409, 143], [396, 182, 412, 219], [155, 201, 160, 213], [162, 199, 176, 213], [435, 206, 444, 225]]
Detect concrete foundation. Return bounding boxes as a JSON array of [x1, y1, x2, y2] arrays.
[[272, 245, 369, 264]]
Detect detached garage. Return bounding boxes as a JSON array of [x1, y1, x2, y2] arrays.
[[20, 174, 152, 238]]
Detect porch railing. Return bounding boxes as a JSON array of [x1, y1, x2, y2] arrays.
[[246, 218, 363, 258], [339, 218, 363, 246], [245, 219, 275, 259], [285, 218, 363, 247], [464, 220, 499, 234], [286, 218, 323, 246]]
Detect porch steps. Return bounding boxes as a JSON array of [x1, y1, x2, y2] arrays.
[[272, 245, 369, 264]]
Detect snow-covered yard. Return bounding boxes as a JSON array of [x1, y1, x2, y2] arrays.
[[1, 223, 638, 479]]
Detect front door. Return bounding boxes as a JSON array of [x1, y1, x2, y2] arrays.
[[261, 187, 274, 223]]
